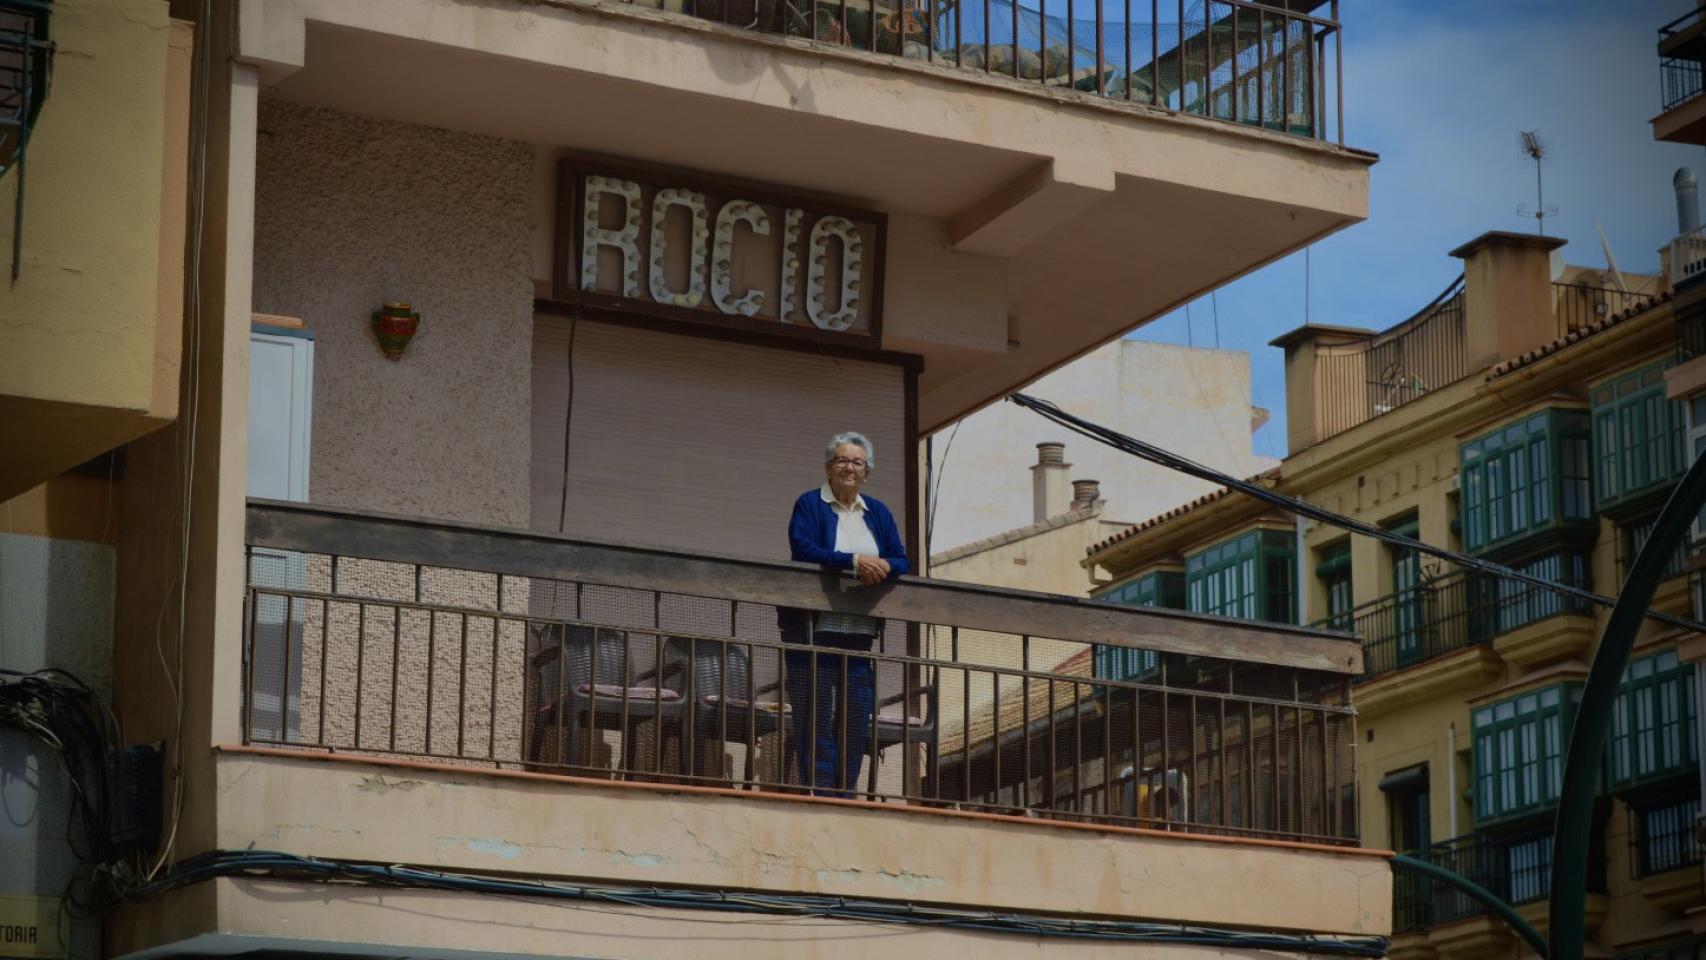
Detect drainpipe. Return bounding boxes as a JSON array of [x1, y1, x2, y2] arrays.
[[1295, 513, 1307, 625], [1446, 722, 1459, 838]]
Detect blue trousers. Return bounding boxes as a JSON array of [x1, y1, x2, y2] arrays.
[[785, 633, 875, 797]]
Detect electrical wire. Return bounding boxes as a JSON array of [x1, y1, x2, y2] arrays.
[[1009, 392, 1706, 634], [148, 0, 216, 884], [128, 849, 1389, 957], [0, 669, 128, 908]]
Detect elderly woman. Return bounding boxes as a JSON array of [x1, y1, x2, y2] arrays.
[[781, 431, 909, 796]]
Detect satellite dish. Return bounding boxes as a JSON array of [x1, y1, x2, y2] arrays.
[[1549, 249, 1566, 281]]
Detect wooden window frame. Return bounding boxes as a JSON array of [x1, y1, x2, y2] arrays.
[[1472, 684, 1578, 823]]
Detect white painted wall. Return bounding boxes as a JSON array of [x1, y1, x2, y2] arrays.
[[927, 339, 1276, 555]]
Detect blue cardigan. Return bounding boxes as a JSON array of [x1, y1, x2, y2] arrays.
[[778, 488, 909, 644], [787, 488, 911, 578]]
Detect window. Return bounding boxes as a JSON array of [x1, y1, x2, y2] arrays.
[[1505, 832, 1553, 904], [1689, 396, 1706, 542], [1592, 361, 1687, 511], [1473, 685, 1577, 822], [1317, 541, 1353, 631], [1487, 549, 1591, 634], [1387, 516, 1422, 664], [1185, 530, 1295, 624], [1610, 648, 1698, 788], [1381, 764, 1429, 854], [1093, 571, 1184, 681], [1631, 795, 1702, 878], [1620, 512, 1691, 582], [1460, 410, 1593, 554]]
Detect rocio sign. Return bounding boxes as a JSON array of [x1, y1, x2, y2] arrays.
[[552, 158, 884, 341]]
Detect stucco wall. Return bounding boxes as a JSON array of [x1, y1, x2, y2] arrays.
[[252, 99, 534, 528], [928, 340, 1277, 556], [0, 0, 172, 410]]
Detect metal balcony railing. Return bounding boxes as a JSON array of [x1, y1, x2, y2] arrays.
[[1661, 6, 1706, 111], [1313, 277, 1467, 442], [1552, 282, 1658, 338], [1315, 552, 1592, 684], [628, 0, 1344, 142], [1393, 828, 1607, 933], [242, 499, 1362, 846]]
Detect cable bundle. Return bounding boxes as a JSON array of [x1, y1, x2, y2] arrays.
[[0, 668, 136, 911], [136, 849, 1389, 957]]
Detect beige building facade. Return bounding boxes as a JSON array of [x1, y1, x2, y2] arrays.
[[2, 1, 1388, 958], [1085, 228, 1705, 960]]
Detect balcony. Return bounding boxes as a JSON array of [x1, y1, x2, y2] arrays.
[[1656, 6, 1706, 144], [1394, 829, 1607, 943], [241, 498, 1361, 843], [1307, 277, 1467, 441], [626, 0, 1344, 142], [1318, 554, 1593, 713], [1551, 281, 1658, 338], [126, 498, 1396, 959]]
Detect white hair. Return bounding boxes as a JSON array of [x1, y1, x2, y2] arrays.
[[825, 431, 874, 470]]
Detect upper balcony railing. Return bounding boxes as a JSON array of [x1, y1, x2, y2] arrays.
[[1314, 277, 1466, 441], [1660, 6, 1706, 111], [645, 0, 1344, 143], [1552, 281, 1658, 338], [1313, 550, 1593, 684], [242, 499, 1361, 846]]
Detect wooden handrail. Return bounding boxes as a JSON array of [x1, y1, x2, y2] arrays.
[[246, 498, 1362, 675]]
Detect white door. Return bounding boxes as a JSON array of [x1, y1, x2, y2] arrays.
[[247, 329, 314, 743]]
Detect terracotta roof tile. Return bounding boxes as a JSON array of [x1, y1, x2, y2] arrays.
[[1487, 290, 1672, 379], [1083, 467, 1281, 558], [940, 647, 1094, 756]]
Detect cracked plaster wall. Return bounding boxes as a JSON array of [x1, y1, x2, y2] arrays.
[[252, 98, 534, 528]]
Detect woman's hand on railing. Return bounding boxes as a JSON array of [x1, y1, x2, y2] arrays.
[[853, 554, 889, 587]]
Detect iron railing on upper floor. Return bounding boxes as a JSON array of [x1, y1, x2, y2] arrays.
[[241, 499, 1362, 846], [630, 0, 1344, 143], [1314, 550, 1593, 684], [1312, 278, 1467, 442], [1661, 6, 1706, 111], [1552, 282, 1659, 339]]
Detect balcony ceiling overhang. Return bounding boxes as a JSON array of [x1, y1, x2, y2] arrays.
[[240, 0, 1373, 431]]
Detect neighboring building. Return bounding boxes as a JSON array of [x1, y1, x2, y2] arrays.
[[2, 2, 1389, 959], [0, 3, 192, 958], [1084, 228, 1701, 958], [928, 339, 1277, 555]]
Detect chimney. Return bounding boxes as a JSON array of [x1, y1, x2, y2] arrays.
[[1269, 324, 1375, 453], [1070, 479, 1101, 511], [1678, 168, 1700, 236], [1031, 442, 1070, 522], [1449, 230, 1568, 370]]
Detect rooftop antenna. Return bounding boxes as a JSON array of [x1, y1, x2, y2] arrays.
[[1517, 131, 1558, 236]]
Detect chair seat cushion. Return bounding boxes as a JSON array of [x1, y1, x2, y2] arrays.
[[576, 683, 681, 701], [877, 708, 927, 727], [702, 694, 792, 714]]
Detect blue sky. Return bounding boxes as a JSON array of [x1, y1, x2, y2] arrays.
[[1130, 0, 1704, 460]]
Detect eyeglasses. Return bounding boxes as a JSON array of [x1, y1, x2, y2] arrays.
[[829, 457, 867, 469]]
